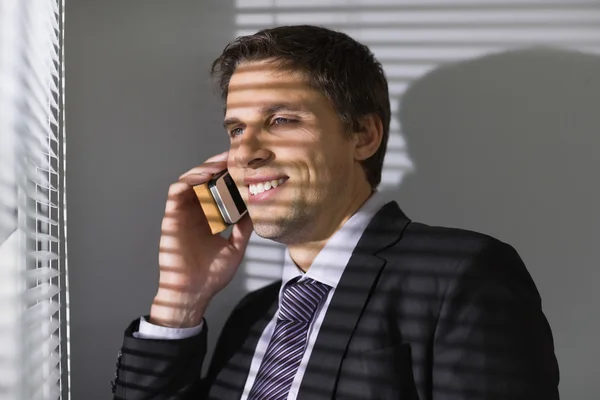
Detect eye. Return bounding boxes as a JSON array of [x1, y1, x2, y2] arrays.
[[271, 117, 296, 126], [229, 127, 244, 137], [273, 117, 289, 124]]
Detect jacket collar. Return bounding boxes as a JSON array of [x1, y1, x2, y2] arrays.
[[298, 201, 411, 399], [208, 201, 411, 400]]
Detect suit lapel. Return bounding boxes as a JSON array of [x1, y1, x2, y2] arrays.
[[208, 286, 279, 400], [297, 201, 411, 400]]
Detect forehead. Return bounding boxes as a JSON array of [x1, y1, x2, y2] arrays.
[[225, 61, 315, 110], [229, 60, 307, 89]]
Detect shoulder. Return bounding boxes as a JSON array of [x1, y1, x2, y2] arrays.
[[379, 220, 536, 297], [374, 220, 542, 326], [402, 221, 508, 255], [369, 200, 513, 262], [408, 222, 524, 271], [381, 220, 516, 268]]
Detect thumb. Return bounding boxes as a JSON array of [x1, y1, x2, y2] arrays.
[[228, 213, 254, 253]]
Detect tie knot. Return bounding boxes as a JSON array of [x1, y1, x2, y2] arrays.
[[279, 277, 331, 323]]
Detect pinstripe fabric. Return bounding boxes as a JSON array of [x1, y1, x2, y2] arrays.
[[247, 277, 331, 400]]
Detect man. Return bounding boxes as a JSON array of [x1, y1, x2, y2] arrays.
[[113, 25, 559, 399]]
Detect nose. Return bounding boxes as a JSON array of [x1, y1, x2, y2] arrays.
[[231, 129, 272, 169]]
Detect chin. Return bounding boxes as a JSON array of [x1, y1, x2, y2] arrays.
[[251, 219, 303, 244], [252, 222, 286, 241], [248, 201, 309, 242]]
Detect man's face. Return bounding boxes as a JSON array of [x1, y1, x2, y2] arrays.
[[224, 61, 363, 243]]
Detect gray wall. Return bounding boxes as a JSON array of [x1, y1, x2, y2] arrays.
[[65, 1, 236, 398], [66, 1, 600, 399]]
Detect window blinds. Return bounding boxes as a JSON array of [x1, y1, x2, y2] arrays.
[[236, 0, 600, 291], [0, 0, 69, 399]]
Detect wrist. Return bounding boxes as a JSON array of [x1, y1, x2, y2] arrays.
[[149, 288, 210, 328]]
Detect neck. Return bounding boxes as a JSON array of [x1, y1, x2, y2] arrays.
[[287, 182, 373, 272]]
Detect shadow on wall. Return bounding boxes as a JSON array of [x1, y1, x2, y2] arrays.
[[398, 47, 600, 395], [399, 47, 600, 260]]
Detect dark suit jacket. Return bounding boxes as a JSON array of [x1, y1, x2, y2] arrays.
[[113, 202, 559, 399]]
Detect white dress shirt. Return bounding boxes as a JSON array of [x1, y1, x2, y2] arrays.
[[136, 190, 388, 400]]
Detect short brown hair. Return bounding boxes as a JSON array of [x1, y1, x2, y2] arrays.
[[211, 25, 390, 189]]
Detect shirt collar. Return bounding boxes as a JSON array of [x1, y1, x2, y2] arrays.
[[280, 190, 389, 294]]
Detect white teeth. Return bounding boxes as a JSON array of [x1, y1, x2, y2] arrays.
[[249, 178, 286, 195]]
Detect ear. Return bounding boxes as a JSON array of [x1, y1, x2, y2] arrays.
[[354, 114, 383, 162]]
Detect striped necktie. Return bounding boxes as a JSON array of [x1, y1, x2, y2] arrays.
[[247, 277, 331, 400]]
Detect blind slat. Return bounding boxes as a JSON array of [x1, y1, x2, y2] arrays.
[[32, 214, 59, 227], [22, 187, 58, 208], [24, 283, 60, 304], [24, 114, 60, 143], [25, 266, 61, 281], [27, 326, 62, 350], [27, 343, 61, 375], [23, 301, 61, 327], [28, 251, 61, 262]]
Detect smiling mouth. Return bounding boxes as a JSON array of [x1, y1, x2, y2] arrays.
[[248, 178, 287, 196]]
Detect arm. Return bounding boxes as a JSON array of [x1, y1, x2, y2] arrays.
[[112, 280, 280, 400], [432, 240, 560, 399], [112, 151, 254, 399], [112, 318, 209, 400]]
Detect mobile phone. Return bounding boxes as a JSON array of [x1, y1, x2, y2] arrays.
[[193, 170, 248, 235]]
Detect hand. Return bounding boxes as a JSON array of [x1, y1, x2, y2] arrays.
[[149, 151, 253, 328]]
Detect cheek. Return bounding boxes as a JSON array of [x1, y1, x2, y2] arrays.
[[315, 141, 349, 171]]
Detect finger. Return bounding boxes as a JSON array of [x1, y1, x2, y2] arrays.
[[165, 181, 198, 213], [164, 181, 211, 228], [166, 181, 190, 198], [205, 151, 229, 163], [228, 213, 253, 253], [178, 162, 227, 181], [179, 175, 217, 189]]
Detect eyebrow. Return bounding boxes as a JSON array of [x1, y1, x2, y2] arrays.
[[223, 103, 309, 128]]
